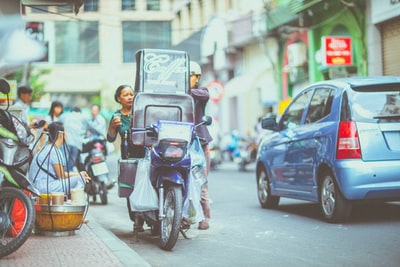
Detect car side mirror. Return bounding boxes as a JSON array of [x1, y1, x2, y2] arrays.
[[261, 117, 277, 130]]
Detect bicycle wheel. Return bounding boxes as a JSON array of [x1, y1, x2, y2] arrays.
[[0, 187, 35, 258]]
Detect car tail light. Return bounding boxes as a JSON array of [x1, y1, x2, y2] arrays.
[[336, 121, 361, 159]]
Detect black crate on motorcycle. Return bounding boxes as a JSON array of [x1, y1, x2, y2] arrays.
[[118, 159, 138, 197]]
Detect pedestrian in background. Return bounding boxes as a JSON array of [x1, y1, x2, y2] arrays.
[[89, 103, 115, 187], [45, 100, 64, 124], [13, 85, 33, 125], [90, 104, 107, 137], [189, 61, 213, 230], [59, 107, 102, 172]]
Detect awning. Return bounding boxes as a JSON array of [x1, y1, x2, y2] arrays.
[[224, 69, 278, 106], [267, 5, 298, 31], [288, 0, 323, 14], [224, 73, 258, 97]]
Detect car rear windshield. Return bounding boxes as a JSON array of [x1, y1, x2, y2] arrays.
[[349, 86, 400, 122]]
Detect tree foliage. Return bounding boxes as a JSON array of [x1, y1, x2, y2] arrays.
[[5, 65, 51, 102]]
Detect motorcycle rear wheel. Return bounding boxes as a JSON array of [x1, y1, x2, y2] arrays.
[[159, 184, 182, 251], [99, 182, 108, 205], [0, 187, 35, 258]]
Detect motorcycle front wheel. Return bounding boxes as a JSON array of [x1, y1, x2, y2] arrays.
[[159, 184, 182, 251], [0, 187, 35, 258]]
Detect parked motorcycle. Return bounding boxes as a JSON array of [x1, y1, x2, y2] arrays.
[[82, 135, 109, 205], [236, 136, 257, 172], [128, 116, 211, 251], [209, 140, 222, 170], [0, 79, 44, 258], [220, 130, 240, 162], [118, 48, 212, 251]]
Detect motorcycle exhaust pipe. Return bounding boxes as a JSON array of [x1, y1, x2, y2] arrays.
[[158, 186, 165, 220]]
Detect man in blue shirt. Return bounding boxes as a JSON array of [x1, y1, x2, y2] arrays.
[[13, 85, 33, 125], [59, 107, 102, 171]]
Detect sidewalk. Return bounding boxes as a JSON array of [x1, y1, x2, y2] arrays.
[[0, 213, 151, 267]]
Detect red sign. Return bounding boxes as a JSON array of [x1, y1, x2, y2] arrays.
[[206, 80, 224, 104], [323, 36, 353, 66]]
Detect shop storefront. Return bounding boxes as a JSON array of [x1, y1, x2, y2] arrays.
[[371, 0, 400, 75], [286, 0, 367, 91]]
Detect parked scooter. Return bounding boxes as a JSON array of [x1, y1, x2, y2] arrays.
[[128, 116, 212, 251], [220, 130, 240, 162], [82, 135, 109, 205], [0, 79, 44, 258], [236, 136, 257, 171], [209, 140, 222, 170]]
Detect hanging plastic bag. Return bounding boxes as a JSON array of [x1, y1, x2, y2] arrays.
[[190, 136, 207, 186], [182, 171, 204, 224], [106, 141, 115, 155], [129, 151, 158, 211], [190, 136, 206, 168]]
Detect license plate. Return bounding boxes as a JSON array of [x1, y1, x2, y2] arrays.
[[91, 162, 109, 176]]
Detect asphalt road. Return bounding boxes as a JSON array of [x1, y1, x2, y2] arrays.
[[88, 153, 400, 267]]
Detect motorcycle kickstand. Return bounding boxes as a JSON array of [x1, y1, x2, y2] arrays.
[[179, 229, 190, 239]]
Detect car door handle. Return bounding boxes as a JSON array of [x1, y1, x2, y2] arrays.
[[313, 133, 321, 139]]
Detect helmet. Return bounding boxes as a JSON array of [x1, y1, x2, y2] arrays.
[[190, 61, 202, 76]]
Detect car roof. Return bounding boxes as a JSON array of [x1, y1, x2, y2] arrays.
[[311, 76, 400, 91]]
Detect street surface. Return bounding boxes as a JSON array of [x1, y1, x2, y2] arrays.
[[88, 153, 400, 267]]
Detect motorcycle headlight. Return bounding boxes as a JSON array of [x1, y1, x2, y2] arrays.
[[159, 138, 188, 162], [157, 121, 192, 162]]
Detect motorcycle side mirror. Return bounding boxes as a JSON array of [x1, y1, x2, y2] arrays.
[[201, 115, 212, 126], [0, 79, 10, 94]]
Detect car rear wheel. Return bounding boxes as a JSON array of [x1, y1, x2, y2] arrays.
[[319, 171, 352, 223], [257, 168, 279, 209]]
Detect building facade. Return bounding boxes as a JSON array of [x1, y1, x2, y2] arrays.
[[368, 0, 400, 76], [3, 0, 399, 142], [23, 0, 175, 110]]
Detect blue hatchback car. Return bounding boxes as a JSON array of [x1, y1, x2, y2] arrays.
[[256, 76, 400, 223]]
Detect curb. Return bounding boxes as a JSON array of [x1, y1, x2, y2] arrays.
[[86, 213, 151, 267]]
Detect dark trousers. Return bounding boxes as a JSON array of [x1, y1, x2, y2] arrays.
[[200, 143, 211, 222]]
